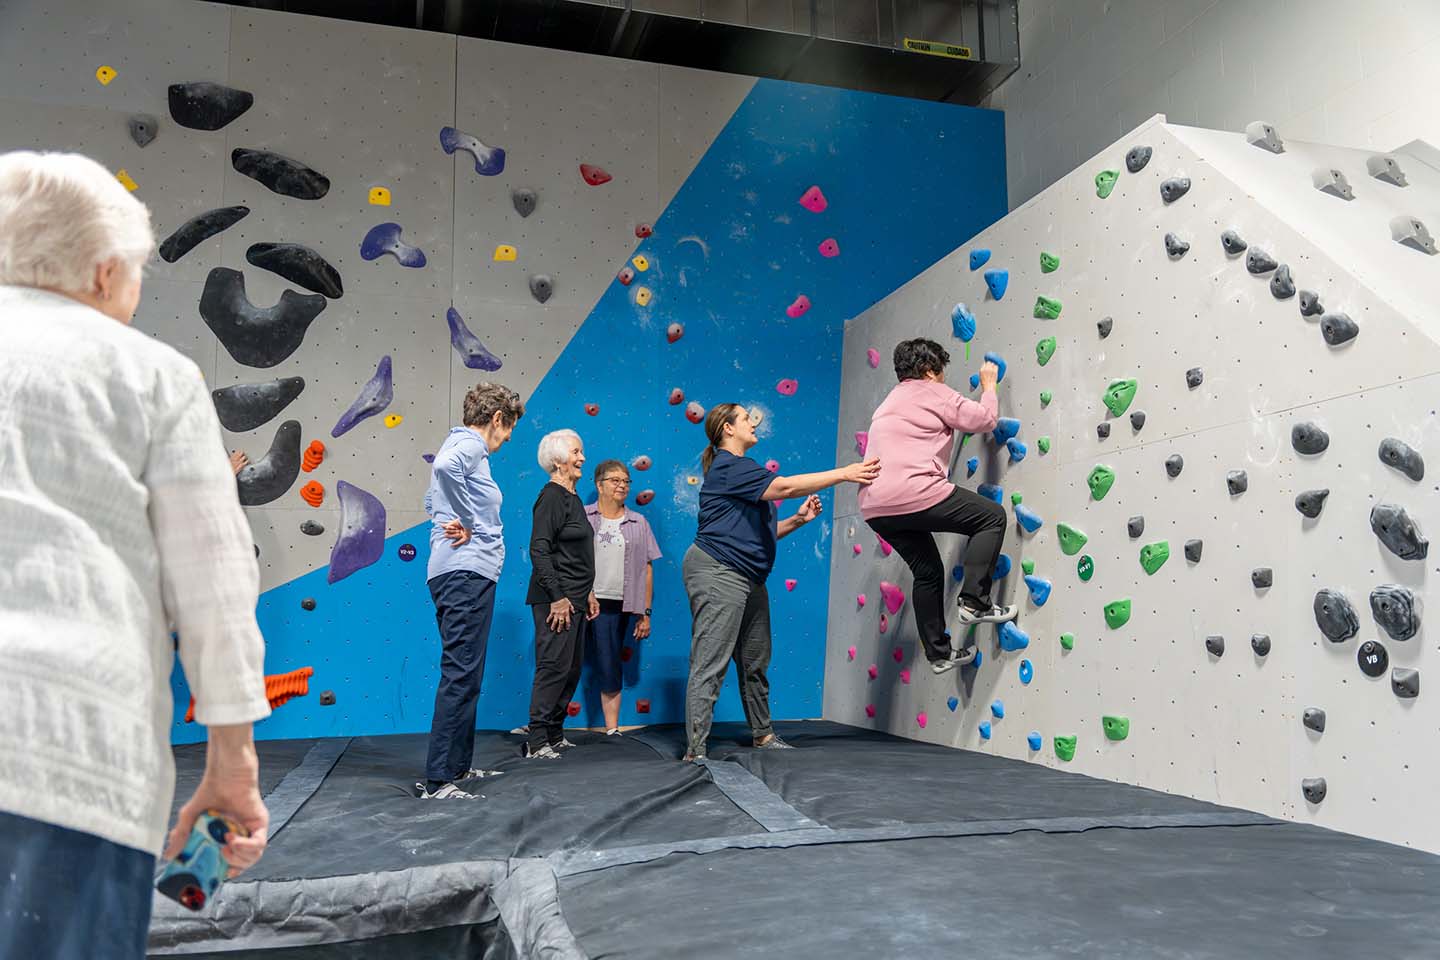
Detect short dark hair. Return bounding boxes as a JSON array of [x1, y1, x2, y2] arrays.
[[893, 338, 950, 382]]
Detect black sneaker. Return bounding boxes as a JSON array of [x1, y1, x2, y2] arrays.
[[930, 645, 978, 674], [754, 735, 794, 750], [957, 599, 1018, 625]]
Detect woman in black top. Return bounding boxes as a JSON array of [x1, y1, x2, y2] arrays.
[[525, 428, 598, 758]]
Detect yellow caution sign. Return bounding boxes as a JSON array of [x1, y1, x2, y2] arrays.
[[902, 38, 973, 60]]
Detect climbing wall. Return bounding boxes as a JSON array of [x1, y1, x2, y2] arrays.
[[826, 113, 1440, 852]]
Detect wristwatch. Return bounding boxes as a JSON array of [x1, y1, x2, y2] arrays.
[[643, 608, 652, 617]]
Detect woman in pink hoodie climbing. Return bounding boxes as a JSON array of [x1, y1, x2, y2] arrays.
[[860, 338, 1015, 675]]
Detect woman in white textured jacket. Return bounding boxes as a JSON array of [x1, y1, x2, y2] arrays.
[[0, 151, 270, 955]]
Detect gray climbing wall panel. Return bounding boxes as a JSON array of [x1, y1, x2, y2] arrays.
[[827, 115, 1440, 852]]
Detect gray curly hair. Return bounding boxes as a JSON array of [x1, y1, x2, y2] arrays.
[[462, 382, 525, 428]]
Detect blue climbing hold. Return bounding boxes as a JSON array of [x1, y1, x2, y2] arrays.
[[947, 696, 960, 712], [984, 268, 1008, 301], [1024, 574, 1052, 606], [972, 648, 983, 669], [992, 418, 1020, 445], [993, 553, 1012, 579], [969, 373, 980, 391], [982, 351, 1007, 382], [952, 564, 964, 582], [978, 483, 1003, 504], [966, 456, 979, 478], [1027, 731, 1042, 751], [1014, 503, 1043, 533], [999, 620, 1029, 651], [1019, 659, 1034, 684], [970, 248, 991, 271], [1007, 438, 1028, 463], [979, 720, 992, 740], [991, 700, 1004, 718], [951, 303, 976, 342]]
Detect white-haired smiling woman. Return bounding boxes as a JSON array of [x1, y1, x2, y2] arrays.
[[0, 151, 270, 954], [522, 429, 599, 759]]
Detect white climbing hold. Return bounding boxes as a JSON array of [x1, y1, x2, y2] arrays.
[[1244, 120, 1284, 153]]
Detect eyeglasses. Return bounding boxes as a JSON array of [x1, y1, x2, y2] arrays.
[[603, 477, 630, 487]]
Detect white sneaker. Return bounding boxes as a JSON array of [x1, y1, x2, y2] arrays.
[[416, 782, 477, 799], [523, 743, 562, 760], [510, 724, 530, 735], [957, 601, 1018, 625], [554, 737, 576, 750], [605, 728, 622, 737], [458, 768, 504, 781]]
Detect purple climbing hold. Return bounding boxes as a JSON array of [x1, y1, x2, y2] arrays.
[[447, 307, 502, 371], [332, 355, 394, 438], [360, 223, 427, 268], [440, 126, 506, 176], [327, 480, 387, 584]]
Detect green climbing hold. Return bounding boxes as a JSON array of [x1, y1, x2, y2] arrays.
[[1037, 436, 1051, 454], [1040, 390, 1052, 406], [1036, 336, 1057, 366], [1102, 378, 1138, 417], [1087, 465, 1116, 501], [1095, 169, 1119, 198], [1011, 492, 1023, 505], [1034, 296, 1063, 320], [1077, 555, 1094, 581], [1060, 632, 1075, 650], [1040, 251, 1060, 273], [1102, 715, 1130, 741], [1104, 598, 1132, 629], [1021, 558, 1036, 575], [1139, 540, 1170, 576], [1056, 522, 1088, 556], [1054, 735, 1077, 762]]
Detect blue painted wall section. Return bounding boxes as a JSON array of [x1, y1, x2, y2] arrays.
[[172, 78, 1006, 744]]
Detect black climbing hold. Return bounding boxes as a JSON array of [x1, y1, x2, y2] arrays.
[[1294, 488, 1330, 519], [1097, 316, 1113, 338], [235, 420, 302, 507], [1130, 410, 1146, 431], [199, 268, 327, 368], [1298, 290, 1323, 317], [1357, 639, 1389, 677], [1302, 707, 1325, 733], [1184, 539, 1203, 563], [1314, 588, 1359, 642], [1392, 667, 1420, 699], [1251, 633, 1271, 656], [1185, 367, 1203, 389], [1269, 264, 1295, 299], [1302, 778, 1327, 804], [1370, 502, 1428, 560], [1226, 470, 1248, 495], [1320, 313, 1358, 346], [1160, 178, 1191, 203], [1378, 437, 1424, 481], [1220, 229, 1247, 255], [1290, 421, 1329, 455], [168, 81, 254, 131], [1205, 635, 1225, 657], [128, 114, 158, 148], [1165, 454, 1184, 478], [211, 377, 305, 432], [1096, 422, 1110, 439], [1125, 145, 1152, 173], [1245, 247, 1277, 274], [1127, 516, 1145, 539], [246, 242, 343, 299], [1164, 232, 1190, 258], [1252, 567, 1273, 589], [254, 544, 260, 558], [319, 690, 336, 706], [300, 520, 325, 536], [158, 205, 250, 263], [231, 148, 330, 200], [529, 274, 554, 304], [301, 597, 316, 611], [512, 188, 537, 218], [1370, 584, 1420, 642]]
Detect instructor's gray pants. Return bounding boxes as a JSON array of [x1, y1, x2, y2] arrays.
[[683, 545, 773, 757]]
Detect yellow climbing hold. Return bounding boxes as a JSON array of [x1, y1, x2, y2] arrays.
[[632, 254, 650, 272], [115, 169, 138, 192], [493, 244, 517, 262], [634, 286, 652, 306], [368, 186, 392, 206], [686, 475, 700, 486], [384, 414, 403, 429], [95, 65, 117, 86]]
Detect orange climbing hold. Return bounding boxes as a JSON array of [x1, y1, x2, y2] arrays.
[[300, 480, 325, 507], [186, 665, 314, 722], [301, 440, 325, 472]]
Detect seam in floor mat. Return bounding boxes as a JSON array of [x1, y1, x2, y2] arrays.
[[698, 758, 822, 832], [263, 737, 351, 840]]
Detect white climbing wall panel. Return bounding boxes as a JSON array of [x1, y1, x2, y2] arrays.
[[826, 115, 1440, 852]]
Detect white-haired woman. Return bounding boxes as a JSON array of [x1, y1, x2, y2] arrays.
[[0, 151, 269, 953], [524, 429, 598, 758]]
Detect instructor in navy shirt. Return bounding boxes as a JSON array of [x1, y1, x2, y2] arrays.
[[682, 403, 880, 761]]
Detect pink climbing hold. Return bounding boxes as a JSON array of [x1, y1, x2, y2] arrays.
[[579, 163, 611, 186], [867, 665, 879, 680], [617, 266, 635, 286], [892, 646, 903, 662], [867, 348, 881, 369], [635, 489, 655, 505], [855, 431, 868, 456], [776, 378, 798, 396], [900, 669, 911, 685], [667, 322, 684, 343], [916, 711, 928, 729], [798, 185, 828, 213], [865, 704, 876, 717], [856, 593, 866, 607], [818, 238, 840, 258], [879, 613, 889, 633], [852, 544, 863, 555], [685, 401, 704, 424], [877, 535, 893, 557], [847, 646, 857, 660], [668, 388, 685, 405], [765, 459, 779, 472], [879, 581, 906, 614], [786, 295, 811, 319], [785, 578, 797, 591]]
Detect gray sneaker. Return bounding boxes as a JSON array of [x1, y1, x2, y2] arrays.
[[510, 724, 530, 735], [754, 735, 794, 750], [458, 768, 504, 781], [554, 737, 577, 751], [416, 782, 478, 800], [523, 743, 562, 760], [957, 600, 1018, 625]]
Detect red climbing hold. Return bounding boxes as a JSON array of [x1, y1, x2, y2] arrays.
[[632, 455, 652, 471], [635, 489, 655, 505], [865, 704, 877, 718], [668, 388, 685, 405], [620, 646, 633, 662], [635, 223, 653, 238], [765, 459, 779, 472], [786, 295, 811, 319], [879, 613, 889, 633], [855, 431, 868, 456], [798, 185, 828, 213], [776, 379, 798, 396], [667, 323, 684, 343], [566, 701, 581, 717], [685, 401, 704, 424], [584, 403, 599, 416], [867, 664, 879, 680], [617, 266, 635, 286], [818, 238, 840, 258], [580, 163, 611, 185], [892, 646, 903, 662], [636, 698, 651, 714]]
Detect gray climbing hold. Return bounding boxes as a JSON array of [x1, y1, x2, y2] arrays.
[[1127, 516, 1145, 539], [1160, 178, 1191, 203], [211, 376, 305, 432], [1269, 264, 1295, 299], [1366, 154, 1407, 187], [1378, 437, 1424, 481], [1392, 667, 1420, 699], [1164, 232, 1190, 258], [300, 520, 325, 536], [1252, 567, 1273, 589], [1298, 290, 1323, 317], [1185, 367, 1203, 389], [158, 205, 250, 263], [1390, 215, 1437, 255], [512, 188, 537, 218], [1301, 777, 1327, 804], [1312, 167, 1354, 200], [198, 267, 327, 369], [231, 148, 330, 200], [1314, 588, 1359, 642], [235, 420, 302, 507], [168, 81, 254, 131], [1251, 633, 1271, 656], [1294, 488, 1329, 519], [1290, 421, 1329, 455], [1096, 422, 1110, 439], [1129, 411, 1146, 431], [1125, 145, 1152, 173], [1358, 639, 1389, 677], [1370, 584, 1420, 642], [300, 598, 316, 611], [1370, 502, 1428, 561], [1320, 313, 1358, 345], [128, 114, 158, 148], [1205, 635, 1225, 657], [1245, 120, 1284, 153], [1245, 247, 1278, 274], [1302, 707, 1325, 733], [1220, 229, 1248, 255], [1226, 470, 1248, 495], [319, 690, 337, 706], [1097, 316, 1113, 338], [246, 242, 343, 299], [1165, 454, 1184, 478], [529, 274, 554, 304], [1184, 539, 1203, 563]]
